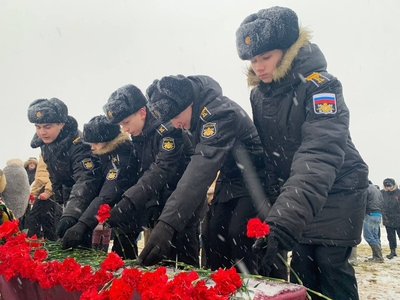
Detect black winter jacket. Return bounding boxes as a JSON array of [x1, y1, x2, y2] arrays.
[[248, 29, 369, 246], [382, 187, 400, 228], [366, 184, 383, 214], [159, 75, 265, 232], [79, 132, 138, 229], [123, 109, 194, 213], [31, 116, 103, 220]]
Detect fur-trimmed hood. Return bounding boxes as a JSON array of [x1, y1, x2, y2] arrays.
[[246, 28, 326, 87], [92, 132, 131, 156]]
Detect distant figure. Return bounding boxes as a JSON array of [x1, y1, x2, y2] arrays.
[[24, 157, 38, 185], [381, 178, 400, 259], [363, 182, 384, 262], [2, 158, 30, 219]]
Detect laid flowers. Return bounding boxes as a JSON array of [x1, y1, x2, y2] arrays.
[[0, 218, 245, 300]]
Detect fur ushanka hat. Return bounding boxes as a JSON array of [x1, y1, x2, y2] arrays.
[[146, 74, 194, 123], [27, 98, 68, 124], [103, 84, 147, 124], [83, 115, 121, 143], [236, 6, 300, 60]]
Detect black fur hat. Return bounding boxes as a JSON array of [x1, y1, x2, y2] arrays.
[[236, 6, 299, 60], [27, 98, 68, 124], [146, 74, 194, 123], [83, 115, 121, 143], [383, 178, 395, 187], [103, 84, 147, 124]]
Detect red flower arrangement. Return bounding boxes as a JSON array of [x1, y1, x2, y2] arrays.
[[246, 218, 270, 238], [0, 219, 245, 300], [96, 204, 111, 223]]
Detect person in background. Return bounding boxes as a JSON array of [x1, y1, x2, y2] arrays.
[[235, 6, 368, 299], [363, 181, 384, 262], [381, 178, 400, 259], [20, 155, 56, 237], [24, 157, 38, 185], [62, 115, 138, 255], [144, 74, 268, 275], [27, 97, 103, 246], [103, 84, 200, 266], [2, 158, 30, 220], [0, 169, 6, 197]]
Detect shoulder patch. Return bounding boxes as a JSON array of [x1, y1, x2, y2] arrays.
[[201, 122, 217, 138], [162, 137, 175, 151], [200, 107, 212, 122], [156, 124, 169, 136], [81, 158, 94, 170], [305, 72, 330, 87], [313, 93, 337, 115], [72, 136, 81, 144], [106, 168, 119, 180]]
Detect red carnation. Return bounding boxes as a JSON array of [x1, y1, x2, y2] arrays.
[[100, 252, 124, 271], [96, 204, 111, 223], [246, 218, 270, 238], [0, 219, 19, 239]]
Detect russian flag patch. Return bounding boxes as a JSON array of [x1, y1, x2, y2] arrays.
[[313, 93, 337, 114]]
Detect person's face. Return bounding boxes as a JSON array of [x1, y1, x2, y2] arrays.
[[119, 108, 146, 136], [250, 49, 284, 83], [385, 184, 395, 191], [28, 162, 36, 170], [90, 142, 107, 151], [170, 104, 193, 130], [35, 123, 65, 144]]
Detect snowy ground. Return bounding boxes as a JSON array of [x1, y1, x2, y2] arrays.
[[355, 226, 400, 300]]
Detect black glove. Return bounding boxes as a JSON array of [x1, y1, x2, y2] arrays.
[[137, 221, 175, 266], [61, 221, 91, 249], [107, 197, 135, 228], [146, 205, 162, 229], [253, 225, 297, 276], [56, 216, 77, 239]]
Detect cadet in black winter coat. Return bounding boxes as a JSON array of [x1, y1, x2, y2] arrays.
[[28, 98, 103, 247], [61, 115, 140, 257], [103, 84, 199, 266], [236, 6, 369, 300], [381, 178, 400, 259], [143, 74, 268, 274]]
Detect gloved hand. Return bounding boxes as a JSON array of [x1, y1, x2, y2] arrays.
[[146, 205, 162, 229], [56, 216, 77, 239], [61, 221, 90, 249], [107, 197, 135, 228], [252, 225, 297, 276], [137, 220, 176, 266]]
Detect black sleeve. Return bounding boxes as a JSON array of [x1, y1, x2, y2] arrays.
[[123, 129, 183, 211], [79, 149, 138, 229], [266, 76, 350, 241], [62, 142, 103, 220]]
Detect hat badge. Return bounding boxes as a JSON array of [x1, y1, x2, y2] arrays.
[[107, 110, 113, 118], [36, 111, 42, 118], [245, 36, 251, 45]]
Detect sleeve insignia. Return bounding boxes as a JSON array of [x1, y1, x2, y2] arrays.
[[106, 168, 119, 180], [200, 107, 211, 121], [156, 124, 169, 136], [81, 158, 94, 170], [201, 122, 217, 138], [305, 72, 329, 87], [313, 93, 337, 114], [162, 137, 175, 151]]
